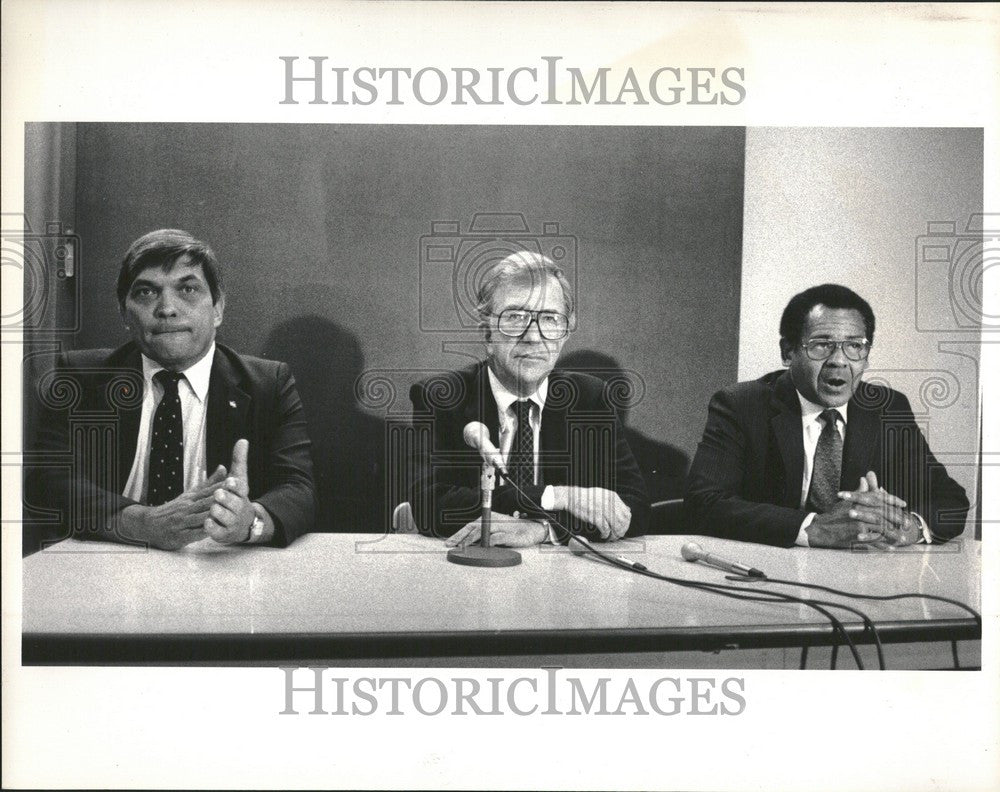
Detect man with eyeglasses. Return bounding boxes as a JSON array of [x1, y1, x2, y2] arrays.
[[685, 283, 968, 548], [409, 251, 649, 545]]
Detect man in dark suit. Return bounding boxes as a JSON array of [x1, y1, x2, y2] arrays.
[[410, 251, 649, 546], [26, 229, 315, 552], [685, 283, 969, 548]]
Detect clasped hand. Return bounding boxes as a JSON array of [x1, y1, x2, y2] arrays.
[[119, 439, 255, 550], [807, 471, 922, 549]]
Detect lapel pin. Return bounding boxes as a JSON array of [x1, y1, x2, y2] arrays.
[[229, 400, 237, 408]]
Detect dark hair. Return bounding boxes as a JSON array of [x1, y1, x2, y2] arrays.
[[780, 283, 875, 345], [116, 229, 223, 307]]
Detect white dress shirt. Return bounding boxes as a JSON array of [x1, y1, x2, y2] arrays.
[[123, 344, 215, 504], [486, 367, 558, 541], [794, 391, 928, 546]]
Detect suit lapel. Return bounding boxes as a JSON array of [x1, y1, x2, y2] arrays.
[[843, 397, 880, 489], [112, 346, 144, 488], [770, 372, 805, 508], [467, 362, 501, 448], [205, 348, 250, 472], [539, 371, 569, 487]]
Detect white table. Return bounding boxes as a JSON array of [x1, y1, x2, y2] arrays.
[[22, 533, 982, 668]]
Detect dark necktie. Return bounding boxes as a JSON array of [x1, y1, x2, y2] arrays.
[[510, 399, 535, 495], [147, 370, 185, 506], [806, 408, 843, 513]]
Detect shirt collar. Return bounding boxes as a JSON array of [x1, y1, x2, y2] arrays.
[[487, 365, 549, 416], [142, 342, 216, 403], [795, 389, 848, 425]]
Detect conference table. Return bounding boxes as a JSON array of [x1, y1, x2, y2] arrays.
[[21, 532, 982, 669]]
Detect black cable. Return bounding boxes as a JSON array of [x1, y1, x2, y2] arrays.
[[801, 598, 886, 670], [608, 555, 868, 668], [760, 576, 982, 626], [584, 550, 868, 668], [483, 469, 870, 668], [705, 586, 885, 669]]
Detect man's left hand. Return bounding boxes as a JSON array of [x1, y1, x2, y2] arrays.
[[550, 486, 631, 541], [204, 439, 256, 544]]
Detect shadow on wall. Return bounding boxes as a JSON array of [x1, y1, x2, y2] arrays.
[[558, 349, 690, 507], [264, 316, 387, 533]]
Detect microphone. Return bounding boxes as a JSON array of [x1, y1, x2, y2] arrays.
[[463, 421, 508, 474], [449, 422, 521, 568], [681, 541, 766, 579]]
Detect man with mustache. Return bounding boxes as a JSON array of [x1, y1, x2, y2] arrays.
[[409, 251, 649, 546], [27, 229, 315, 551], [685, 283, 969, 548]]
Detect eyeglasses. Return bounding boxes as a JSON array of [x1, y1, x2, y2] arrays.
[[493, 309, 570, 340], [801, 339, 871, 361]]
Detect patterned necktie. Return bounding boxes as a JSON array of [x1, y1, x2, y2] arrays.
[[147, 370, 185, 506], [510, 399, 535, 494], [806, 408, 843, 513]]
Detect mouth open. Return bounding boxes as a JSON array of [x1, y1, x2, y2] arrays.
[[822, 375, 848, 389]]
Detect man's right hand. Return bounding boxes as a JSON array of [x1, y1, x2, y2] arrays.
[[550, 486, 631, 541], [806, 499, 886, 548], [115, 466, 228, 550]]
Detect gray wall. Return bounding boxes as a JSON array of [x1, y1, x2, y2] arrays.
[[61, 123, 746, 529]]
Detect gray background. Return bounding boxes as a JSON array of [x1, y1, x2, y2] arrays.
[[27, 124, 746, 532]]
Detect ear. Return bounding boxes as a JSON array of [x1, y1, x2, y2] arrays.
[[779, 338, 793, 367], [213, 293, 226, 327]]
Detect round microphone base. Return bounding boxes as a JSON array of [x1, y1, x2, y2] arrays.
[[447, 546, 522, 568]]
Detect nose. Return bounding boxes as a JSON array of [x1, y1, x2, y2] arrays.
[[826, 343, 850, 365], [519, 316, 544, 343], [154, 291, 179, 318]]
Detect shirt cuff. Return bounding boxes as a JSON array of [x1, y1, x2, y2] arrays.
[[540, 485, 555, 511], [912, 512, 932, 543], [796, 512, 815, 547]]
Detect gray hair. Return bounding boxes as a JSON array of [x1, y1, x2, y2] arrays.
[[473, 250, 574, 322]]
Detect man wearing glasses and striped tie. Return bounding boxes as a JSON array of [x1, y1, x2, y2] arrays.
[[685, 283, 969, 549], [409, 250, 649, 546]]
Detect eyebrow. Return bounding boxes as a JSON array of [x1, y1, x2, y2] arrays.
[[131, 273, 203, 289]]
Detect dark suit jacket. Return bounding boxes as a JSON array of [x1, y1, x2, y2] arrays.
[[409, 362, 650, 540], [25, 342, 316, 550], [684, 369, 969, 547]]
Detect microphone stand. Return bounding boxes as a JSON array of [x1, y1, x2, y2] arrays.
[[446, 462, 522, 567]]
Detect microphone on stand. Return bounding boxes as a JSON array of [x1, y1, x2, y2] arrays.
[[445, 422, 521, 568], [462, 422, 508, 475], [681, 541, 766, 579]]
